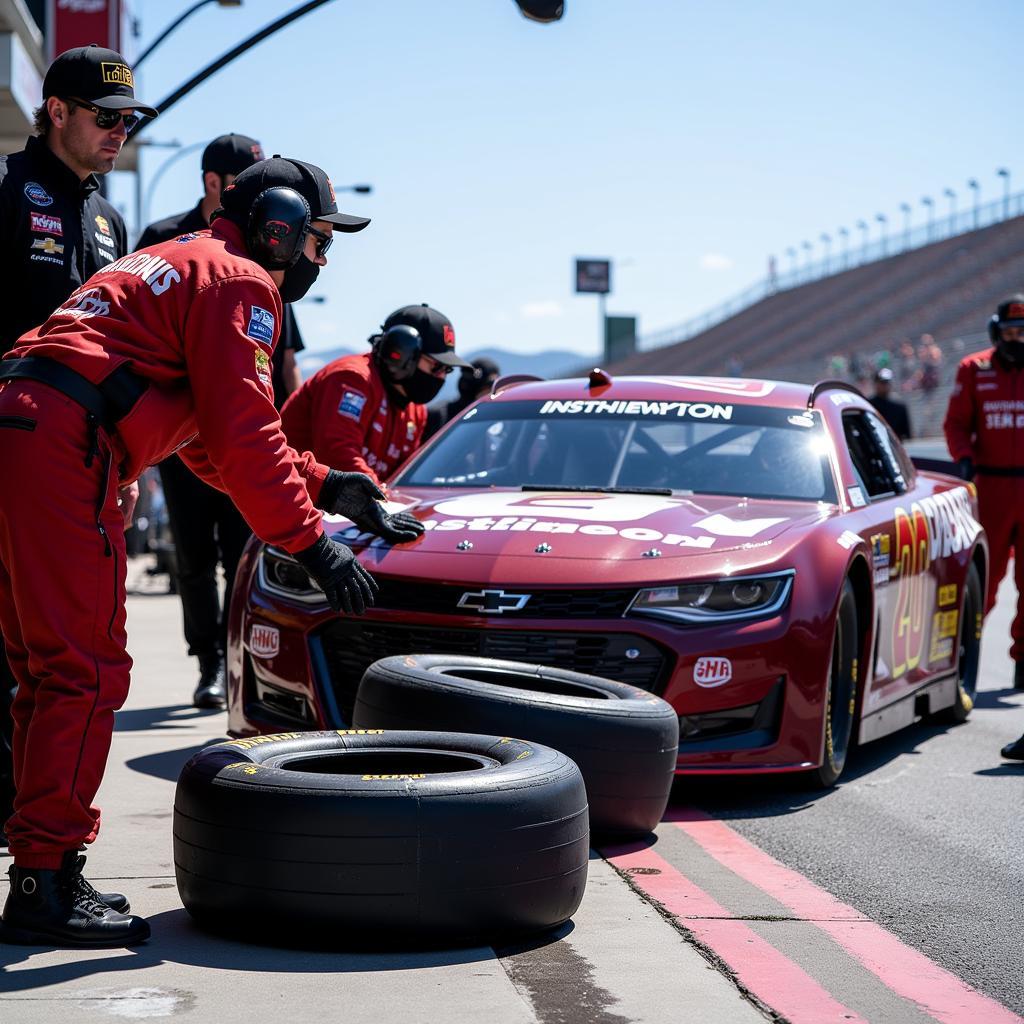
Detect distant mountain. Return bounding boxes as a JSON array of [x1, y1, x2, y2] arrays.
[[296, 346, 588, 404]]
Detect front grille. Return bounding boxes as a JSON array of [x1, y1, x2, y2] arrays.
[[315, 621, 670, 724], [372, 580, 636, 619]]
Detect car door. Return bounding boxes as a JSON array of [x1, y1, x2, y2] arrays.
[[841, 409, 931, 712]]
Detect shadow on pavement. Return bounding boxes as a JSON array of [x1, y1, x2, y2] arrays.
[[114, 705, 224, 733], [125, 743, 224, 783], [975, 763, 1024, 776], [972, 687, 1024, 710]]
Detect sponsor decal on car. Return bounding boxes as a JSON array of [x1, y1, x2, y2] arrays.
[[631, 376, 776, 398], [249, 623, 280, 659], [848, 486, 866, 507], [30, 211, 62, 235], [246, 305, 275, 344], [837, 530, 860, 549], [692, 513, 787, 538], [24, 182, 53, 206], [540, 399, 733, 419], [928, 609, 959, 665], [693, 656, 733, 688], [938, 584, 958, 607], [338, 390, 367, 420], [175, 233, 199, 243], [434, 492, 679, 523], [870, 532, 891, 586], [830, 392, 860, 407]]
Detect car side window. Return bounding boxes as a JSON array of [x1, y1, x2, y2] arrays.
[[842, 410, 906, 500]]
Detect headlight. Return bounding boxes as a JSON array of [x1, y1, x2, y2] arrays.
[[628, 571, 794, 625], [257, 547, 326, 605]]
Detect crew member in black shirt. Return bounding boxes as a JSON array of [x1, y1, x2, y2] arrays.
[[868, 367, 912, 441], [0, 44, 156, 839]]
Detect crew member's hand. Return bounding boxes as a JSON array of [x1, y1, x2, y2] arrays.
[[118, 481, 140, 527], [318, 470, 425, 545], [293, 534, 378, 615], [957, 456, 975, 481]]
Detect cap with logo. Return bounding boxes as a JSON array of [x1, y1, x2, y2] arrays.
[[220, 155, 369, 233], [202, 134, 265, 177], [43, 45, 157, 117], [874, 367, 894, 383], [997, 296, 1024, 328], [383, 304, 471, 367]]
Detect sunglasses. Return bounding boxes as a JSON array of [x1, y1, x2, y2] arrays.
[[67, 98, 140, 132], [307, 224, 333, 259], [419, 353, 455, 378]]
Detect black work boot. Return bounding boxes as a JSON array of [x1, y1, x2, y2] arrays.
[[1014, 661, 1024, 691], [1, 852, 149, 947], [193, 653, 226, 709], [68, 853, 130, 913], [1001, 733, 1024, 761]]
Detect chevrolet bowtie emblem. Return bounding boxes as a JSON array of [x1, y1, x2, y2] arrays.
[[457, 589, 531, 614]]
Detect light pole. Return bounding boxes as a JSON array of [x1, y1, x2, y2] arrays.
[[819, 232, 832, 274], [801, 240, 813, 281], [997, 168, 1010, 219], [136, 0, 244, 70], [856, 219, 869, 261], [785, 246, 798, 278], [899, 202, 911, 247], [967, 178, 980, 229], [921, 196, 934, 241], [838, 226, 850, 269], [943, 187, 957, 231], [875, 213, 888, 256]]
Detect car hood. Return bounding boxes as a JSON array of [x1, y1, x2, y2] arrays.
[[324, 488, 834, 581]]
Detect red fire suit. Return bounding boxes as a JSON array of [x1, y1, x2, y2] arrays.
[[0, 220, 330, 867], [280, 352, 426, 487], [944, 346, 1024, 657]]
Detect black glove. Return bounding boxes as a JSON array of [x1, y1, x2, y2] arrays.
[[293, 534, 378, 615], [957, 457, 975, 481], [318, 470, 424, 545]]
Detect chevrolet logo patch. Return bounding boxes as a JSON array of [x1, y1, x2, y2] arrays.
[[31, 237, 63, 255], [457, 589, 531, 614]]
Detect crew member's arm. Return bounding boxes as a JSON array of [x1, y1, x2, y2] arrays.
[[943, 362, 976, 463], [182, 276, 329, 553]]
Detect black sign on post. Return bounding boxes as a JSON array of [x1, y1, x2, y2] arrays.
[[575, 258, 611, 294]]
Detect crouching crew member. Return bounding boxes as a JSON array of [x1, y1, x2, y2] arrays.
[[0, 157, 421, 948], [944, 296, 1024, 691], [281, 304, 470, 485]]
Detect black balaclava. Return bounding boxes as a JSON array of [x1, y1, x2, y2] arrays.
[[278, 253, 320, 303], [402, 370, 446, 405]]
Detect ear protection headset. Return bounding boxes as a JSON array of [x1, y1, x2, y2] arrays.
[[246, 187, 311, 270], [989, 315, 1001, 343], [371, 324, 423, 381]]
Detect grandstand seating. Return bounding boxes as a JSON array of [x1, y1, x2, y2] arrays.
[[607, 214, 1024, 396]]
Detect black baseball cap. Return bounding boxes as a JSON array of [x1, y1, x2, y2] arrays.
[[996, 295, 1024, 327], [43, 46, 157, 117], [468, 357, 500, 378], [875, 367, 894, 383], [202, 134, 265, 176], [383, 304, 471, 367], [220, 155, 370, 232]]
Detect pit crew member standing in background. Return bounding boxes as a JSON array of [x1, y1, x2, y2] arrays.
[[0, 157, 417, 948], [0, 45, 156, 839], [281, 303, 471, 486], [423, 356, 501, 440], [944, 296, 1024, 691], [138, 133, 309, 710]]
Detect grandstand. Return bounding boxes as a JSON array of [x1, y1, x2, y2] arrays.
[[606, 196, 1024, 436]]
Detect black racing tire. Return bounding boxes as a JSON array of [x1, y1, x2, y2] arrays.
[[807, 578, 859, 789], [173, 730, 588, 945], [931, 561, 982, 725], [352, 655, 680, 836]]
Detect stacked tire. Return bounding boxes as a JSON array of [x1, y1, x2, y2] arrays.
[[353, 655, 680, 837]]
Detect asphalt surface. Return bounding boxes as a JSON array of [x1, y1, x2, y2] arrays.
[[675, 570, 1024, 1016]]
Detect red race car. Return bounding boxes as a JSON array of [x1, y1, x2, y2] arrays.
[[226, 374, 986, 786]]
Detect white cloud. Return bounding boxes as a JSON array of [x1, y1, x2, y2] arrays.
[[699, 253, 734, 271], [520, 300, 564, 318]]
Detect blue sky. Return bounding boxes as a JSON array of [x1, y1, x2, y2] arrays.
[[108, 0, 1020, 359]]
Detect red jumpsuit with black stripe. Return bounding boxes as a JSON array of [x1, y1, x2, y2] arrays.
[[280, 352, 426, 487], [944, 346, 1024, 658], [0, 220, 330, 867]]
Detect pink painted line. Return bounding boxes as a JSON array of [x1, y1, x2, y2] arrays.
[[667, 807, 1023, 1024], [602, 840, 870, 1024]]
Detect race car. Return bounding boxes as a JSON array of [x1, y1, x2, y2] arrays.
[[226, 373, 986, 786]]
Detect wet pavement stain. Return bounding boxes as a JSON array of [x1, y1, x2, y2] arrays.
[[495, 930, 631, 1024]]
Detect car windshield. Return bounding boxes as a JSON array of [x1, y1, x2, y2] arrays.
[[397, 399, 838, 503]]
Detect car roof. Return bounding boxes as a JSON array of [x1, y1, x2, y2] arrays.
[[488, 373, 855, 411]]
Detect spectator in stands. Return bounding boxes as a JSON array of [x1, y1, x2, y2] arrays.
[[868, 368, 911, 440], [726, 355, 744, 377], [918, 334, 943, 393], [944, 296, 1024, 694], [897, 340, 917, 391]]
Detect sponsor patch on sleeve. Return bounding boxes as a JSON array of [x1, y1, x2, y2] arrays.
[[255, 350, 272, 385], [338, 390, 367, 421], [246, 306, 276, 344]]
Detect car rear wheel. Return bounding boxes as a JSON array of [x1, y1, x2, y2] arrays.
[[353, 655, 680, 836], [808, 578, 859, 788], [930, 562, 982, 725], [173, 730, 588, 945]]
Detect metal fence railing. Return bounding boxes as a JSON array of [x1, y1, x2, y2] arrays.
[[641, 190, 1024, 353]]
